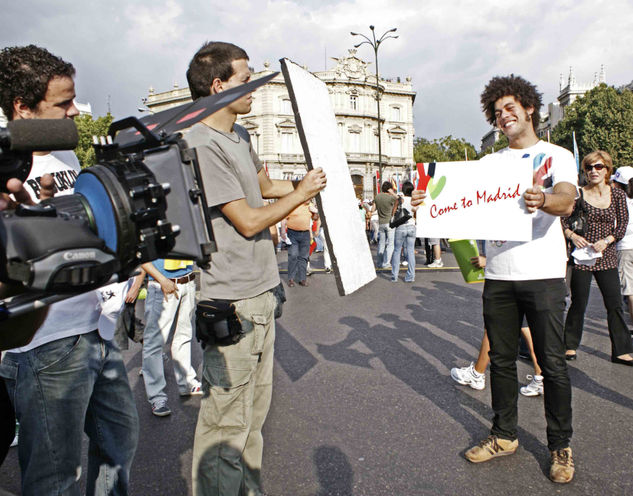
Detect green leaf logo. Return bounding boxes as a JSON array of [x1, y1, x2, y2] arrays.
[[429, 176, 447, 200]]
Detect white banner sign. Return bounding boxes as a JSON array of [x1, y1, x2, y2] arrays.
[[415, 160, 533, 241]]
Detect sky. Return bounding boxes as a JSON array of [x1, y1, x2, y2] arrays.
[[3, 0, 633, 149]]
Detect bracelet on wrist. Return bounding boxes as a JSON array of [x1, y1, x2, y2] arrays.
[[540, 191, 547, 209]]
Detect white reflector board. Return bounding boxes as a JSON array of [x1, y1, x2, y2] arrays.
[[281, 58, 376, 295]]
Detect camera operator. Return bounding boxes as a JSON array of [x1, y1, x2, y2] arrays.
[[185, 42, 326, 495], [0, 45, 138, 495]]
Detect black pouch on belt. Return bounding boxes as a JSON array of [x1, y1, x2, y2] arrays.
[[196, 299, 244, 348]]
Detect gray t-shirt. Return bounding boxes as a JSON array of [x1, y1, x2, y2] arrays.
[[374, 192, 396, 225], [184, 123, 280, 300]]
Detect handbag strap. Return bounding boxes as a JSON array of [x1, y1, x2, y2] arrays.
[[391, 196, 401, 217]]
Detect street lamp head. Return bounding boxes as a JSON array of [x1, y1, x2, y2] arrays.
[[389, 27, 397, 33], [353, 43, 363, 48], [369, 25, 375, 30], [350, 31, 359, 36]]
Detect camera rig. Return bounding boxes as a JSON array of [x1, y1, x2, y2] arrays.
[[0, 72, 279, 324]]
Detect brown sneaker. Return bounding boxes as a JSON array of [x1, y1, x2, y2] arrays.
[[465, 435, 518, 463], [550, 447, 574, 483]]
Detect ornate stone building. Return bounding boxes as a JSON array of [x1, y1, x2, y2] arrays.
[[142, 49, 416, 199], [537, 66, 606, 139]]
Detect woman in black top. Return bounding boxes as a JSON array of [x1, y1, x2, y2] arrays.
[[562, 150, 633, 365]]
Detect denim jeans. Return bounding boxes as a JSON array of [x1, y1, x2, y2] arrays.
[[142, 278, 199, 404], [287, 228, 310, 282], [483, 278, 572, 451], [192, 290, 276, 496], [564, 267, 633, 357], [377, 223, 395, 268], [391, 224, 416, 282], [0, 331, 138, 496]]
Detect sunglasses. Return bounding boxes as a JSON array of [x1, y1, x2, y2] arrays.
[[584, 163, 606, 171]]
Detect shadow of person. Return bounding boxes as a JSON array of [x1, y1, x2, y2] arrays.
[[195, 442, 262, 496], [317, 307, 550, 473], [314, 445, 353, 496]]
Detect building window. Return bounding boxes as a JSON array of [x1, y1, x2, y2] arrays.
[[350, 95, 357, 110], [281, 132, 294, 153], [390, 136, 403, 157], [281, 98, 292, 114], [349, 130, 360, 152], [391, 106, 401, 121]]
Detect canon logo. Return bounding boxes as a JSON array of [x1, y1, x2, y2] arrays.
[[63, 251, 97, 261]]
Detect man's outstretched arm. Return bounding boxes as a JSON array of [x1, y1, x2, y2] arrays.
[[221, 168, 326, 238]]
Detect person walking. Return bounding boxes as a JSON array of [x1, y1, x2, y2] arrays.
[[612, 166, 633, 330], [372, 182, 398, 268], [390, 181, 417, 283], [562, 151, 633, 365]]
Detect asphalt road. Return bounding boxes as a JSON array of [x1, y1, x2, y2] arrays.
[[2, 246, 633, 495]]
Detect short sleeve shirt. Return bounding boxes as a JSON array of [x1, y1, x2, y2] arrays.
[[374, 193, 396, 225], [184, 123, 279, 300], [481, 141, 578, 281]]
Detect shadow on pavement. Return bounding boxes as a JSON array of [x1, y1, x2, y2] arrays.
[[275, 323, 318, 382], [314, 445, 353, 496]]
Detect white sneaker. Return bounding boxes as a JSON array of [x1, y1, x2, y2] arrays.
[[10, 422, 18, 447], [401, 261, 408, 266], [450, 362, 485, 390], [520, 374, 544, 397], [428, 259, 444, 268]]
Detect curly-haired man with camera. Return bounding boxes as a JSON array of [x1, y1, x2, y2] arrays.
[[0, 45, 138, 495]]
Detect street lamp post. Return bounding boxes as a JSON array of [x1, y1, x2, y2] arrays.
[[351, 25, 398, 186]]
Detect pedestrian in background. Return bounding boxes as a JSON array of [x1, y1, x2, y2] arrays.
[[562, 151, 633, 365]]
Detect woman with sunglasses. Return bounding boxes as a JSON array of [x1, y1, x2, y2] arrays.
[[562, 150, 633, 365]]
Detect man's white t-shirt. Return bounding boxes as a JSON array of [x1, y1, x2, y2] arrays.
[[482, 141, 578, 281], [10, 151, 103, 352]]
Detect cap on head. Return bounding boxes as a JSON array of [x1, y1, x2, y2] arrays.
[[612, 166, 633, 185]]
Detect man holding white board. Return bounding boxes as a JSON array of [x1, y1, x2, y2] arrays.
[[184, 42, 326, 496]]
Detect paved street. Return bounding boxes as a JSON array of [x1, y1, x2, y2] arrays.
[[2, 246, 633, 495]]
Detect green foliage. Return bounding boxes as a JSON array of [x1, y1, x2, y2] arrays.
[[413, 135, 477, 163], [551, 84, 633, 166], [74, 113, 113, 168], [477, 134, 508, 158]]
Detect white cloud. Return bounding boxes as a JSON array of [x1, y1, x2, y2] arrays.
[[3, 0, 633, 148]]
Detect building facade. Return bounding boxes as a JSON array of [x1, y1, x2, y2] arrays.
[[143, 49, 416, 199]]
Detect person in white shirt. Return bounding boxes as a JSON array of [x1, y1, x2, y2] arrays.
[[0, 45, 138, 495]]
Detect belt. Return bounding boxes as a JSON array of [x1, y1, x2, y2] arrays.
[[169, 272, 196, 285]]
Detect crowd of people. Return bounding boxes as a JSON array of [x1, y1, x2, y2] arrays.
[[1, 40, 632, 496]]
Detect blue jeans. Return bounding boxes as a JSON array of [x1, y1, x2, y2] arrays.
[[143, 278, 199, 404], [391, 224, 416, 282], [377, 223, 395, 267], [0, 331, 138, 496], [287, 228, 310, 282]]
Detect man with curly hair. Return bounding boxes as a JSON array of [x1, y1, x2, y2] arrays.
[[0, 45, 138, 495], [464, 75, 578, 484]]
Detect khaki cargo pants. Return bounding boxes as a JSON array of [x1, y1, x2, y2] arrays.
[[192, 290, 276, 496]]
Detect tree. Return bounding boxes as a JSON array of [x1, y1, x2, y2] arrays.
[[74, 113, 113, 168], [413, 135, 477, 163], [552, 84, 633, 166]]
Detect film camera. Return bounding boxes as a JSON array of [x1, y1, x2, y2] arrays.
[[0, 72, 278, 324]]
